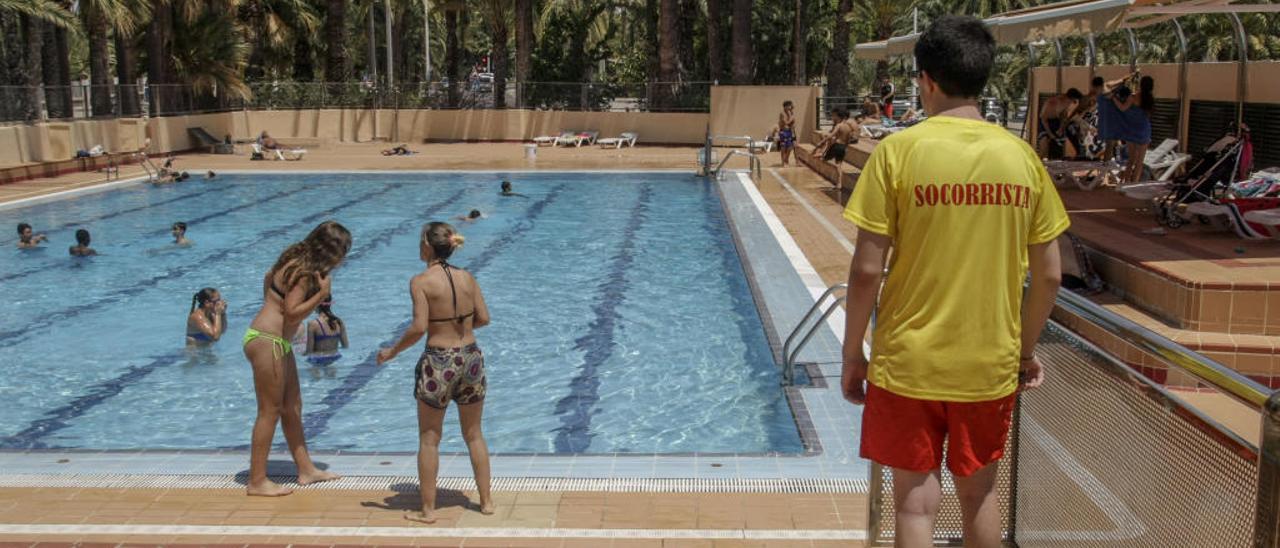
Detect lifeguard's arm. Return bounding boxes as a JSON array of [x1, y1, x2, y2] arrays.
[[380, 277, 430, 363], [841, 230, 891, 404], [1020, 241, 1062, 360], [471, 273, 491, 328]]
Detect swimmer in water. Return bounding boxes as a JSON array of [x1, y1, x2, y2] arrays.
[[69, 229, 97, 256], [16, 223, 47, 249], [172, 222, 193, 246], [304, 298, 348, 367], [186, 287, 228, 345]]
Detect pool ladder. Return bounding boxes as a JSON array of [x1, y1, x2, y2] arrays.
[[781, 283, 847, 386], [134, 152, 160, 182], [711, 149, 763, 180]]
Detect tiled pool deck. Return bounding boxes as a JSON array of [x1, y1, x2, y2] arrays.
[[0, 155, 870, 545]]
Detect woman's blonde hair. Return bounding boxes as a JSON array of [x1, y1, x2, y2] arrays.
[[270, 221, 352, 291], [422, 221, 464, 260]]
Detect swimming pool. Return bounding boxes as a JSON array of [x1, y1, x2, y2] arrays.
[[0, 172, 802, 455]]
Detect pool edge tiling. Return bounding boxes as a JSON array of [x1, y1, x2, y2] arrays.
[[0, 170, 868, 488]]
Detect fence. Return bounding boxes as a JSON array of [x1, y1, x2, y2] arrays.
[[815, 95, 1027, 133], [0, 80, 714, 124], [867, 289, 1276, 546]]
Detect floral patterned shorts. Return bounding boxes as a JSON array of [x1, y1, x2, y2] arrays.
[[414, 343, 486, 409]]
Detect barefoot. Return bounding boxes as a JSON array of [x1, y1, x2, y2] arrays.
[[404, 510, 438, 524], [479, 501, 496, 515], [297, 469, 341, 485], [246, 480, 294, 497]]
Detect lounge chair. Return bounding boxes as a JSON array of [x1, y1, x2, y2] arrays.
[[532, 132, 563, 146], [1144, 139, 1190, 181], [556, 130, 598, 147], [251, 143, 307, 161], [597, 132, 639, 149]]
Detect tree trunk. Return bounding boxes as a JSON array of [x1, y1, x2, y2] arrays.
[[324, 0, 348, 81], [791, 0, 806, 85], [657, 0, 679, 109], [2, 10, 24, 121], [678, 0, 696, 79], [643, 0, 658, 106], [706, 0, 722, 83], [825, 0, 851, 98], [147, 0, 174, 115], [730, 0, 752, 84], [115, 31, 141, 116], [445, 9, 459, 107], [42, 24, 71, 118], [488, 3, 508, 109], [21, 15, 43, 121], [86, 7, 114, 116], [293, 35, 315, 81], [515, 0, 532, 107]]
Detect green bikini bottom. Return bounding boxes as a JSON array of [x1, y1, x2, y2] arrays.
[[243, 328, 293, 360]]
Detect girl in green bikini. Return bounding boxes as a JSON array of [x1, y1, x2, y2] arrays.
[[244, 220, 351, 496]]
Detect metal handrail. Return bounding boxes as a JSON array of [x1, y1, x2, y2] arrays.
[[133, 152, 157, 182], [1055, 288, 1270, 410], [781, 283, 846, 385], [712, 149, 761, 180]]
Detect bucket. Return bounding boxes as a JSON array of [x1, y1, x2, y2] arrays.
[[524, 144, 537, 160]]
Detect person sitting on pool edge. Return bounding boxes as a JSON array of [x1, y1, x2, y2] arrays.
[[172, 222, 193, 246], [69, 229, 97, 257], [304, 297, 348, 367], [16, 223, 47, 249], [187, 287, 228, 345], [499, 180, 527, 198], [376, 221, 494, 523]]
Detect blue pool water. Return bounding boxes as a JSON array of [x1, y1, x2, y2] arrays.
[[0, 172, 802, 454]]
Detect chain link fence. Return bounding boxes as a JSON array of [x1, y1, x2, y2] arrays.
[[0, 80, 714, 124]]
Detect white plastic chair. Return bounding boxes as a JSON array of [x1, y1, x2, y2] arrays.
[[597, 132, 639, 149]]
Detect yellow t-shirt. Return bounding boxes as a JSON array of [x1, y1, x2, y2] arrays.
[[843, 115, 1070, 402]]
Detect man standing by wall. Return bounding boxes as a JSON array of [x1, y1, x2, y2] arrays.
[[840, 15, 1068, 548]]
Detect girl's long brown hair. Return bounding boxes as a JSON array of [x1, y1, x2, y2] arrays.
[[270, 221, 352, 292]]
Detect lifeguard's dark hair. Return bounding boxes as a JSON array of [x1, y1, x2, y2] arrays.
[[914, 15, 995, 98]]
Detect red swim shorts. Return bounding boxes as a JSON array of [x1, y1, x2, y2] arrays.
[[860, 383, 1016, 477]]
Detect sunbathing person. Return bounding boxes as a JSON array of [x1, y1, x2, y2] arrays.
[[69, 229, 97, 257], [16, 223, 47, 249], [382, 144, 418, 156], [499, 181, 527, 198], [258, 131, 280, 151], [187, 287, 228, 345], [860, 99, 883, 125]]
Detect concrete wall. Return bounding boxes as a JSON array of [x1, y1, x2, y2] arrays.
[[0, 97, 726, 170], [710, 86, 820, 142]]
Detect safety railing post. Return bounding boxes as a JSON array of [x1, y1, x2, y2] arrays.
[[1256, 391, 1280, 547]]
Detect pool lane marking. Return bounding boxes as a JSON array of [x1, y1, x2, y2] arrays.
[[0, 524, 868, 541], [0, 184, 440, 449], [551, 184, 652, 453], [296, 184, 569, 442], [0, 184, 223, 247], [0, 184, 404, 347]]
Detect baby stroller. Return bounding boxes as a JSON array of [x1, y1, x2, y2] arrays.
[[1154, 124, 1251, 228]]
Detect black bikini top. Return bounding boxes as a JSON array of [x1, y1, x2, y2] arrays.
[[427, 260, 474, 323]]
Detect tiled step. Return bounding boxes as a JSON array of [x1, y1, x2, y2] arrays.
[[1053, 293, 1280, 389]]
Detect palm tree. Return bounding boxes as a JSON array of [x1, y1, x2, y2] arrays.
[[78, 0, 146, 117], [444, 4, 459, 106], [657, 0, 679, 106], [324, 0, 348, 81], [482, 0, 509, 108], [705, 0, 722, 82], [235, 0, 320, 81], [41, 10, 72, 118], [515, 0, 532, 106], [170, 4, 251, 102], [826, 0, 851, 97], [730, 0, 750, 83], [792, 0, 805, 85]]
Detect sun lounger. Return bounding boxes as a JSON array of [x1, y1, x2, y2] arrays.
[[252, 143, 307, 161], [1144, 139, 1189, 181], [532, 133, 562, 146], [556, 130, 598, 147], [1045, 159, 1121, 191], [597, 132, 639, 149]]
